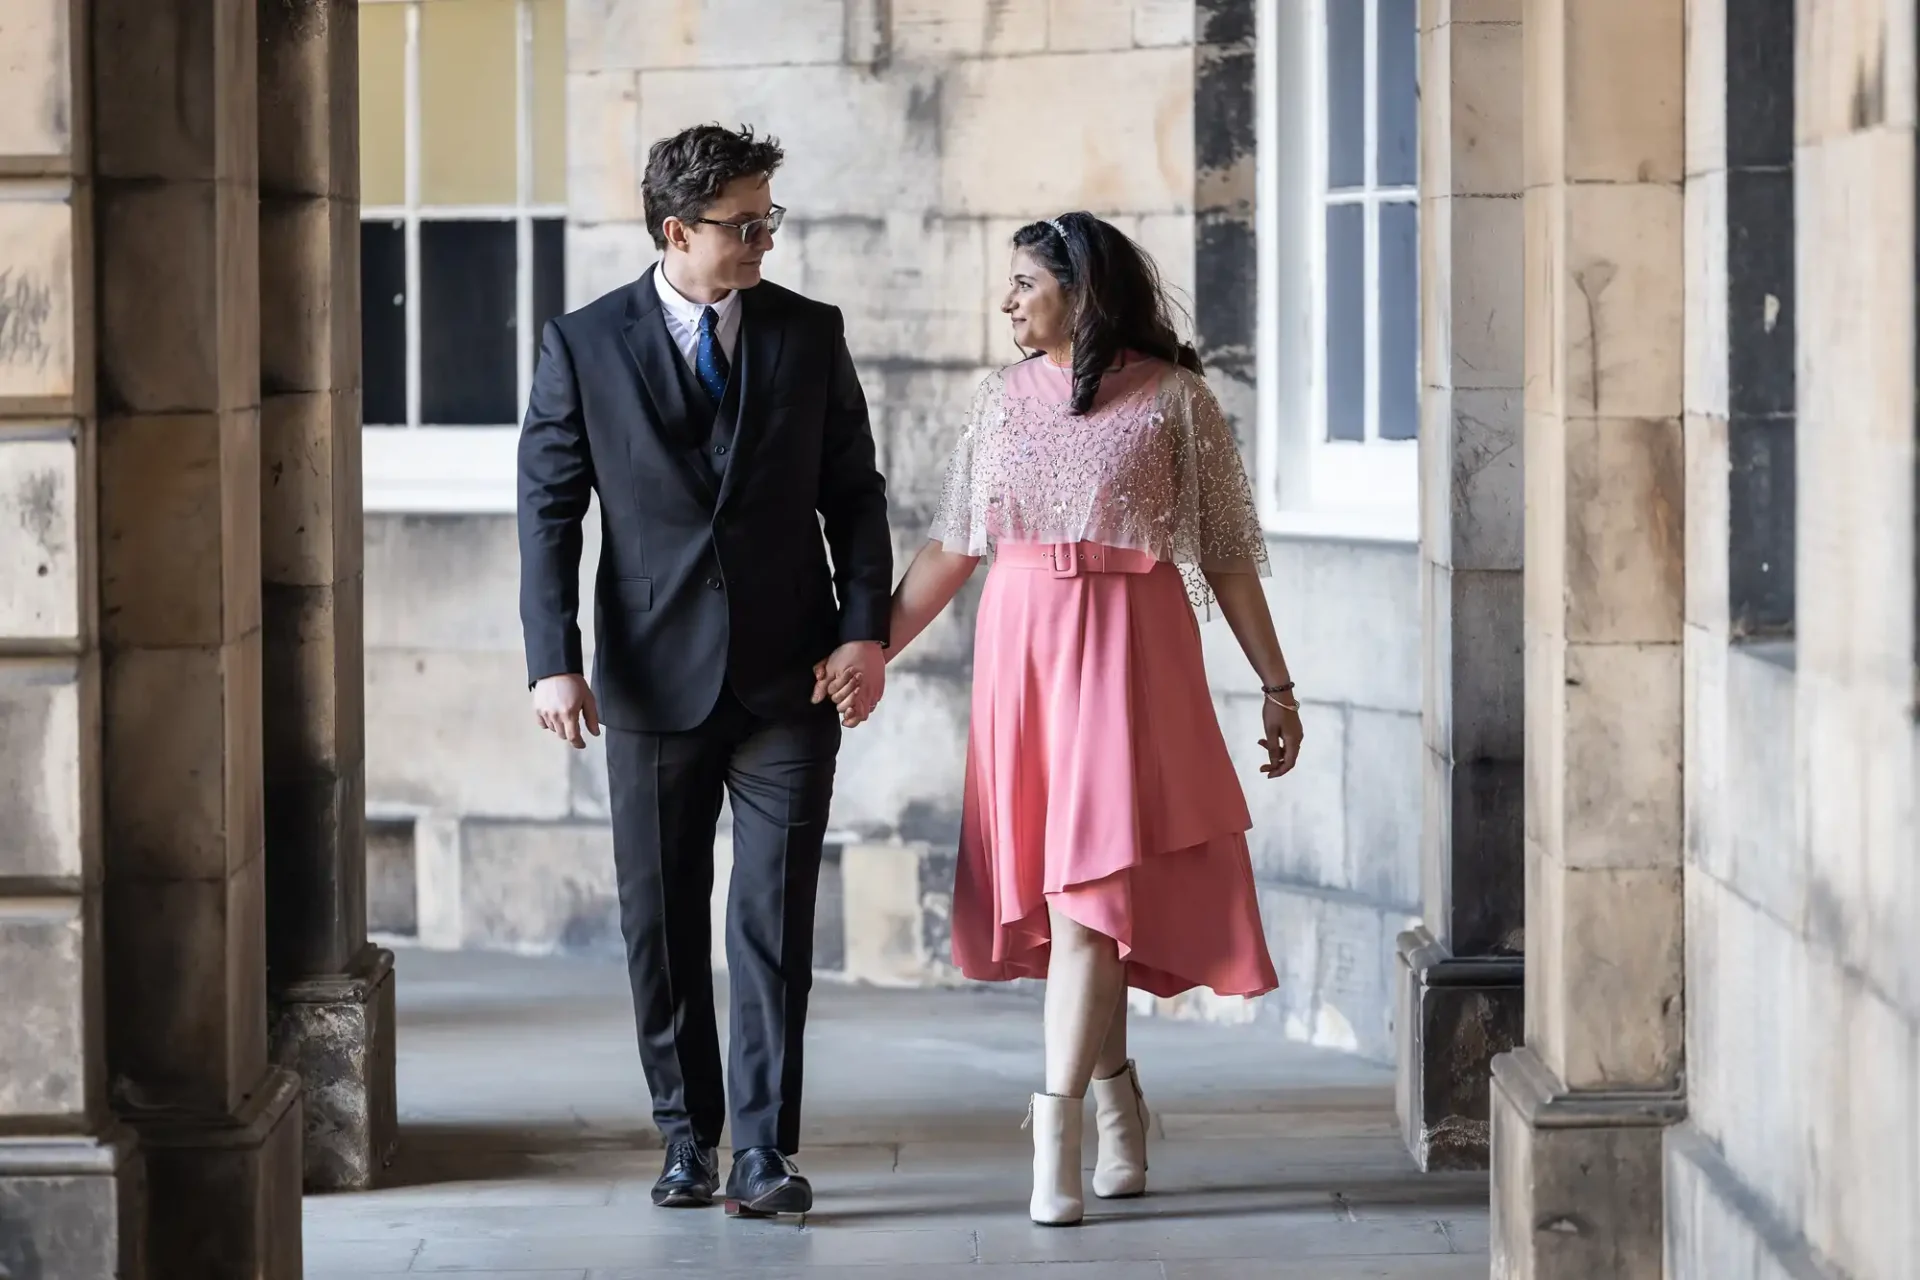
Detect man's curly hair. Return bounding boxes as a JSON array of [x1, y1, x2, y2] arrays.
[[642, 124, 785, 250]]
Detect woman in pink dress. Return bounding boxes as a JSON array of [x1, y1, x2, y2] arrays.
[[824, 213, 1305, 1225]]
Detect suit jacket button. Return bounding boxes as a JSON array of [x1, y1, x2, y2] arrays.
[[706, 577, 722, 590]]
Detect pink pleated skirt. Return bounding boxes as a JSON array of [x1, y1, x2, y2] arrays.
[[949, 541, 1279, 999]]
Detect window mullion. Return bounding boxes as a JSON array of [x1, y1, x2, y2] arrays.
[[515, 0, 535, 422], [1362, 0, 1380, 446], [403, 0, 422, 431]]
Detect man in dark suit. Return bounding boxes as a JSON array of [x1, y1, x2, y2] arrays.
[[517, 124, 890, 1217]]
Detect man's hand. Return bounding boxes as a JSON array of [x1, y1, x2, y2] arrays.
[[532, 674, 600, 748], [811, 641, 886, 728]]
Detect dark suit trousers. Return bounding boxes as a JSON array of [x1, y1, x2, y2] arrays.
[[604, 688, 840, 1156]]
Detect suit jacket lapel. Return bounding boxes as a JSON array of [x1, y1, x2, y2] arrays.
[[621, 265, 717, 505], [717, 285, 786, 510]]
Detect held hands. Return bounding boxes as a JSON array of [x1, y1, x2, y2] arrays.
[[1258, 695, 1304, 779], [811, 640, 886, 728], [532, 674, 600, 749]]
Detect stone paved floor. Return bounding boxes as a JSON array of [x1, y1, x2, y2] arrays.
[[303, 947, 1490, 1278]]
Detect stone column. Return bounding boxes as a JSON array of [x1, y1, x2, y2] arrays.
[[1395, 0, 1526, 1172], [1195, 0, 1257, 435], [94, 0, 303, 1273], [258, 0, 398, 1192], [0, 5, 147, 1275], [1490, 0, 1688, 1275]]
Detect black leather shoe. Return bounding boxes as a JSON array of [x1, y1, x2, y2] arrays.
[[723, 1147, 813, 1218], [652, 1140, 719, 1208]]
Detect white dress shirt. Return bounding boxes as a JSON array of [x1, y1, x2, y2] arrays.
[[653, 263, 742, 373]]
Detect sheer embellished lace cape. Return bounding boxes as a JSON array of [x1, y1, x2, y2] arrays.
[[926, 353, 1269, 605]]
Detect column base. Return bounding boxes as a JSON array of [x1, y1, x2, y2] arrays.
[[0, 1129, 146, 1279], [129, 1066, 304, 1280], [271, 943, 399, 1191], [1490, 1047, 1685, 1280], [1394, 926, 1523, 1171]]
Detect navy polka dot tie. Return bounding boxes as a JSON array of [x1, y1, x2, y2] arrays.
[[695, 306, 729, 403]]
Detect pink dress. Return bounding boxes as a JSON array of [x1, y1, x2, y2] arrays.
[[927, 354, 1279, 999]]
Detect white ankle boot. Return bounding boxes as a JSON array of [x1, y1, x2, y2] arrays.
[[1024, 1093, 1084, 1225], [1090, 1060, 1149, 1198]]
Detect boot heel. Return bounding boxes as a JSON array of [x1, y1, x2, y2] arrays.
[[1024, 1092, 1085, 1226]]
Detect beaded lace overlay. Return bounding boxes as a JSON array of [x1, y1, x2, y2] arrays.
[[926, 354, 1269, 606]]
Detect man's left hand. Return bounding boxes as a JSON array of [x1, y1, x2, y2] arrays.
[[811, 641, 886, 727]]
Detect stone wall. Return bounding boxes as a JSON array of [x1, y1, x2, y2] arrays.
[[1666, 0, 1920, 1276]]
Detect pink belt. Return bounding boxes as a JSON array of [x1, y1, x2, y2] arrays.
[[995, 541, 1161, 578]]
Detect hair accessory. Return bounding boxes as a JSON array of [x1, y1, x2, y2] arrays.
[[1045, 216, 1068, 239]]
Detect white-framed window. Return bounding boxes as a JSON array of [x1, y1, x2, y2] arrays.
[[1256, 0, 1419, 540], [358, 0, 567, 513]]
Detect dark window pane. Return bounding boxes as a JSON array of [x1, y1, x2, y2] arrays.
[[531, 218, 566, 366], [1327, 0, 1365, 190], [421, 219, 517, 425], [361, 220, 407, 426], [1325, 203, 1365, 442], [1377, 0, 1418, 186], [1378, 200, 1419, 440]]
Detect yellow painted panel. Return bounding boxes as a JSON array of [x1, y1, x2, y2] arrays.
[[420, 0, 517, 205], [360, 2, 407, 207], [532, 0, 567, 205]]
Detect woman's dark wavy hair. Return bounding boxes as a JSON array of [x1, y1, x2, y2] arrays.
[[1010, 212, 1203, 414]]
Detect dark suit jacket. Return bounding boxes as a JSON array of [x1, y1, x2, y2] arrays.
[[517, 267, 892, 732]]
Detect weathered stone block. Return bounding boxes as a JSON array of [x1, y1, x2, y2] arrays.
[[1795, 0, 1917, 145], [411, 813, 463, 950], [1201, 538, 1421, 712], [0, 901, 88, 1119], [1490, 1050, 1674, 1280], [842, 841, 936, 985], [0, 1135, 145, 1280], [0, 0, 77, 161], [572, 0, 846, 71], [1564, 417, 1684, 644], [941, 50, 1194, 217], [1450, 568, 1524, 763], [1682, 413, 1728, 634], [0, 198, 79, 401], [1225, 693, 1346, 888], [266, 764, 367, 979], [1344, 708, 1421, 909], [1719, 645, 1800, 924], [103, 641, 257, 883], [364, 511, 524, 652], [93, 0, 257, 183], [565, 221, 655, 310], [106, 857, 268, 1115], [1438, 389, 1523, 573], [259, 194, 338, 395], [366, 818, 417, 936], [1665, 1124, 1822, 1280], [458, 819, 620, 955], [262, 578, 362, 773], [0, 660, 86, 882], [870, 364, 997, 516], [830, 670, 971, 841], [1536, 855, 1683, 1090], [261, 392, 353, 588], [1520, 190, 1560, 417], [1133, 0, 1193, 47], [1683, 172, 1728, 420], [891, 0, 1048, 58], [1048, 0, 1137, 50], [795, 215, 989, 365], [364, 647, 572, 820], [0, 430, 80, 640], [1447, 196, 1524, 393], [1445, 20, 1524, 196], [258, 0, 352, 199], [1682, 0, 1725, 176], [1134, 212, 1197, 304], [1395, 933, 1523, 1171], [97, 181, 259, 414], [636, 65, 945, 221], [1560, 181, 1684, 419], [1563, 0, 1683, 184], [137, 1067, 301, 1280], [568, 71, 642, 224], [1562, 640, 1682, 869], [270, 947, 399, 1191]]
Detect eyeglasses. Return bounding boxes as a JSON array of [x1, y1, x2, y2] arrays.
[[688, 205, 786, 244]]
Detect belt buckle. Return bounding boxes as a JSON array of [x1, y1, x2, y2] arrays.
[[1049, 544, 1080, 578]]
